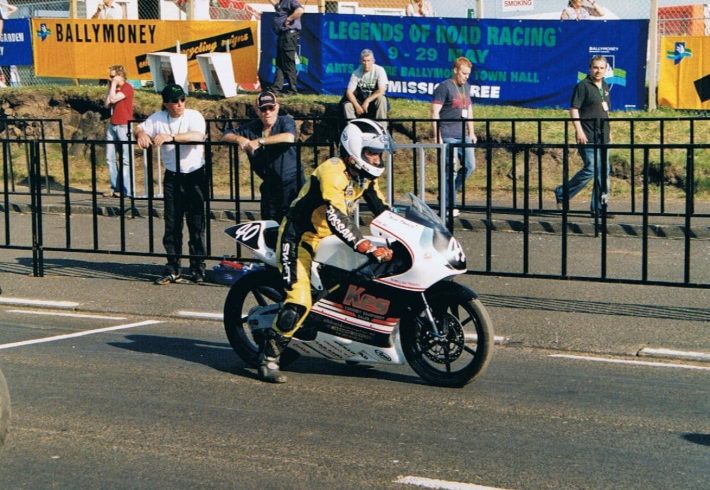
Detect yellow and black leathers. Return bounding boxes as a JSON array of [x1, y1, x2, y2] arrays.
[[273, 156, 389, 337]]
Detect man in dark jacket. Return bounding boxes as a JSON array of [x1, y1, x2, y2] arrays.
[[221, 91, 303, 222]]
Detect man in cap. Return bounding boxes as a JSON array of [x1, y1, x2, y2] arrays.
[[134, 84, 209, 285], [221, 91, 303, 223]]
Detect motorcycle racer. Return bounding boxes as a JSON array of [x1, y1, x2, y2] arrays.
[[259, 119, 395, 383]]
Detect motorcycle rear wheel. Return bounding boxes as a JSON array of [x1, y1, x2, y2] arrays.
[[401, 292, 494, 388], [223, 268, 285, 368]]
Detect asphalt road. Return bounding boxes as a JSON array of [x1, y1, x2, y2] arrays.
[[0, 203, 708, 488], [0, 311, 708, 489]]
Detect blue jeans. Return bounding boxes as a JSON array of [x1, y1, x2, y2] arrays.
[[555, 145, 610, 214], [444, 137, 476, 204], [105, 123, 132, 195]]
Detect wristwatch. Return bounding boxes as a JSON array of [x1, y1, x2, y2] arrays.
[[258, 137, 266, 147]]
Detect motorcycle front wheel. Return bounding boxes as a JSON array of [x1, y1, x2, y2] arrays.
[[223, 268, 285, 368], [401, 289, 494, 388]]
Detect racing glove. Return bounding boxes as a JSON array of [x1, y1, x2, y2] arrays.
[[370, 247, 393, 263], [355, 239, 393, 263]]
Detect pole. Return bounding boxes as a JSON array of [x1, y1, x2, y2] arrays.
[[647, 0, 659, 111]]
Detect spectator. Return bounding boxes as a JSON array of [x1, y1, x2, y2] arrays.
[[343, 49, 389, 128], [220, 91, 304, 223], [8, 65, 20, 87], [134, 84, 208, 285], [103, 65, 134, 197], [174, 0, 210, 20], [269, 0, 304, 95], [554, 55, 612, 218], [560, 0, 604, 20], [0, 71, 7, 89], [405, 0, 434, 17], [431, 57, 477, 216], [0, 1, 17, 38], [91, 0, 123, 19]]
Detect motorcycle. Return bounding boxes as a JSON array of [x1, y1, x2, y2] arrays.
[[222, 193, 494, 387]]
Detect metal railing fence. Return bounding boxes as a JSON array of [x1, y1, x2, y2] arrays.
[[1, 115, 708, 287]]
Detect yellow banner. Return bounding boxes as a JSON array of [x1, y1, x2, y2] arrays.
[[658, 36, 710, 110], [31, 19, 258, 84]]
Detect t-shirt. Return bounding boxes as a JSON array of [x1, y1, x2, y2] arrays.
[[405, 1, 434, 17], [561, 7, 591, 20], [137, 108, 206, 173], [273, 0, 303, 33], [432, 79, 472, 140], [346, 65, 388, 100], [110, 83, 134, 125], [96, 3, 123, 20], [0, 5, 11, 19], [227, 115, 299, 184], [570, 76, 610, 143]]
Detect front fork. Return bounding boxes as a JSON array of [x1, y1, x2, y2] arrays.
[[420, 292, 446, 338]]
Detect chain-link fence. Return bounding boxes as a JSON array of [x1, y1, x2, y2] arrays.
[[658, 3, 710, 35]]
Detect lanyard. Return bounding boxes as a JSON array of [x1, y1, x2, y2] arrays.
[[452, 79, 467, 107]]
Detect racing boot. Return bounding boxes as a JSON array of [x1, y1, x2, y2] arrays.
[[257, 328, 290, 384], [257, 304, 304, 383]]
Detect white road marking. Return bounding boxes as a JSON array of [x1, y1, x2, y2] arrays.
[[465, 333, 510, 345], [177, 310, 223, 320], [395, 476, 511, 490], [6, 309, 127, 320], [549, 354, 710, 371], [638, 347, 710, 362], [0, 320, 162, 350], [0, 297, 79, 309]]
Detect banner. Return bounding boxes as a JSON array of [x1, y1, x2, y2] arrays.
[[658, 36, 710, 110], [31, 19, 258, 84], [0, 19, 33, 65], [259, 14, 648, 109]]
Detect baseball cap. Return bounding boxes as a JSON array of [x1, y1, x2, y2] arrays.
[[161, 84, 186, 103], [256, 91, 277, 110]]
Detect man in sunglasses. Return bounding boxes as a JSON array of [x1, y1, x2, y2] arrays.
[[221, 91, 303, 223], [135, 84, 208, 285]]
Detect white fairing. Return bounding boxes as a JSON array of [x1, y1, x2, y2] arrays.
[[370, 210, 465, 291], [313, 235, 376, 270], [288, 331, 406, 365], [226, 210, 464, 293]]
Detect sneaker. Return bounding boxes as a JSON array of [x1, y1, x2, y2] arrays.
[[452, 208, 460, 217], [154, 272, 187, 285], [103, 190, 116, 198], [192, 270, 205, 284]]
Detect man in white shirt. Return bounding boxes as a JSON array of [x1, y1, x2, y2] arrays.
[[135, 84, 209, 285], [91, 0, 123, 20], [343, 49, 389, 126]]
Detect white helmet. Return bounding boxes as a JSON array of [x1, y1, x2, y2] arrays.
[[340, 119, 393, 179]]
